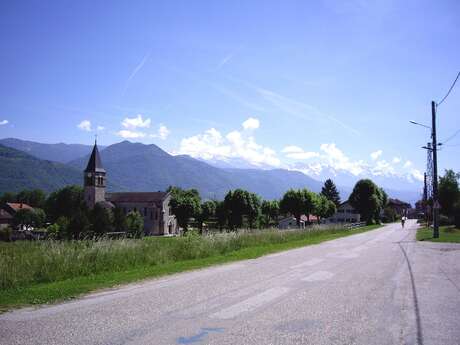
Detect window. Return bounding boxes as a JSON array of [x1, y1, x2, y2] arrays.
[[150, 211, 153, 220], [144, 207, 147, 216], [155, 210, 158, 220]]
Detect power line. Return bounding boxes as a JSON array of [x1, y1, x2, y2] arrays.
[[437, 71, 460, 106], [440, 128, 460, 144]]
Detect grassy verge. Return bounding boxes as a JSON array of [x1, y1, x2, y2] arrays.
[[0, 224, 381, 312], [416, 225, 460, 243]]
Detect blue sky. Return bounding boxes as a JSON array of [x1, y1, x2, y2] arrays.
[[0, 0, 459, 186]]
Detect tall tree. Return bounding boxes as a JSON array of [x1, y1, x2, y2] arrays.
[[16, 189, 47, 208], [126, 210, 144, 238], [112, 207, 127, 232], [321, 179, 341, 207], [261, 200, 280, 227], [301, 189, 318, 223], [214, 200, 227, 231], [196, 200, 216, 233], [349, 179, 382, 225], [67, 208, 91, 239], [169, 187, 201, 233], [90, 204, 113, 236], [246, 192, 261, 229], [313, 194, 336, 224], [45, 185, 85, 222], [439, 169, 460, 217], [280, 189, 305, 226], [224, 189, 249, 230]]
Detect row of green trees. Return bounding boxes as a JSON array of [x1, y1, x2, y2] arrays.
[[438, 169, 460, 227], [1, 186, 145, 239], [2, 175, 394, 238], [168, 178, 342, 232]]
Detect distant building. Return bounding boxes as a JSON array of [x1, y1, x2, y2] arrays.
[[0, 202, 34, 229], [278, 214, 319, 229], [83, 142, 177, 236], [327, 200, 361, 223], [387, 198, 411, 217]]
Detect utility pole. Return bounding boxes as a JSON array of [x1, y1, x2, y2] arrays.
[[431, 101, 440, 238], [423, 172, 427, 224]]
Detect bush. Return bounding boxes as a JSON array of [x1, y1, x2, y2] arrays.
[[0, 227, 13, 242], [439, 214, 452, 226]]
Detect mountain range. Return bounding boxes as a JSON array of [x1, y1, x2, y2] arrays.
[[0, 138, 421, 204]]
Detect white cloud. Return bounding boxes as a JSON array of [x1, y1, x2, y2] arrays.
[[121, 114, 151, 129], [286, 142, 424, 185], [117, 115, 170, 141], [242, 117, 260, 130], [403, 160, 412, 168], [371, 160, 395, 176], [319, 143, 367, 176], [370, 150, 383, 160], [77, 120, 92, 132], [97, 126, 105, 131], [410, 169, 424, 182], [157, 125, 170, 140], [116, 130, 146, 139], [282, 145, 319, 160], [150, 124, 170, 140], [0, 119, 8, 126], [177, 124, 280, 168]]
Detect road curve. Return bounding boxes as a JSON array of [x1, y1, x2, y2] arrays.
[[1, 220, 459, 345]]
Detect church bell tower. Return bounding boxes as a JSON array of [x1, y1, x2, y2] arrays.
[[84, 141, 106, 209]]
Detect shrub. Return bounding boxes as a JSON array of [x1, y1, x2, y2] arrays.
[[439, 214, 452, 226], [0, 227, 13, 242]]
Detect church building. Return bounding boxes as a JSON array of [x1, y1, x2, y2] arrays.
[[84, 142, 178, 236]]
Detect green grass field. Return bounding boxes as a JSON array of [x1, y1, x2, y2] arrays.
[[416, 225, 460, 243], [0, 224, 381, 312]]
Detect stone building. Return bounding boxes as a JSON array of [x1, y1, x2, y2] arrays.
[[84, 142, 177, 236]]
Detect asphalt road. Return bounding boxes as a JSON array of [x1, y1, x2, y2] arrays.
[[1, 220, 460, 345]]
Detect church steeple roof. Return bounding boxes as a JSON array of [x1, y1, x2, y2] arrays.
[[84, 141, 105, 173]]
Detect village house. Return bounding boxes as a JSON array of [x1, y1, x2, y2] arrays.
[[83, 142, 178, 236], [387, 198, 411, 217], [327, 200, 361, 223], [278, 214, 320, 229], [0, 202, 34, 230]]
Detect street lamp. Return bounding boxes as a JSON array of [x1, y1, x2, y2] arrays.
[[409, 120, 431, 129]]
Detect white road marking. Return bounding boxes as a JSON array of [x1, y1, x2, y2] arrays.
[[290, 258, 324, 269], [301, 271, 334, 282], [210, 287, 290, 319]]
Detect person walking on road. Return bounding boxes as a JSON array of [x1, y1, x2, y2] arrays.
[[401, 216, 406, 228]]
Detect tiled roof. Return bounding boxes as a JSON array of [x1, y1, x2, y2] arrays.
[[106, 192, 168, 203], [388, 198, 411, 207], [5, 203, 33, 211], [300, 214, 319, 222]]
